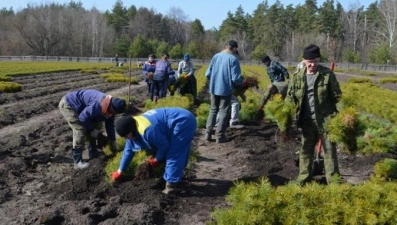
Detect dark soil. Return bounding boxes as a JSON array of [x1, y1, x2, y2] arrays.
[[0, 70, 395, 224]]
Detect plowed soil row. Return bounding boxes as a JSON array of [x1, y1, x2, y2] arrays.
[[0, 71, 143, 128], [0, 71, 142, 104]]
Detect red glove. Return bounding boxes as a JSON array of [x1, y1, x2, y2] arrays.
[[146, 157, 159, 167], [110, 171, 122, 181]]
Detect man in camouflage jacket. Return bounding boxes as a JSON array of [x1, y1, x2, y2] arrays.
[[285, 44, 342, 184]]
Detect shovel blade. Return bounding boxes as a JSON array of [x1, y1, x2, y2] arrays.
[[313, 156, 324, 176]]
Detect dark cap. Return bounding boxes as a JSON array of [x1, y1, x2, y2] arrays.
[[303, 44, 321, 60], [115, 116, 136, 137], [111, 98, 126, 114], [261, 55, 271, 63], [228, 40, 238, 48], [149, 54, 156, 58]]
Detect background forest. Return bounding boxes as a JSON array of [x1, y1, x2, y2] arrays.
[[0, 0, 396, 64]]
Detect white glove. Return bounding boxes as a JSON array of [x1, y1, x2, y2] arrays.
[[90, 129, 100, 139], [111, 141, 117, 152]]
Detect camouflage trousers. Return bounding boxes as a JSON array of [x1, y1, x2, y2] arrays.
[[297, 119, 340, 184], [58, 96, 86, 149]]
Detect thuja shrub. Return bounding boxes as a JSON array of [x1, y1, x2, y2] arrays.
[[210, 179, 397, 225], [264, 94, 295, 132], [347, 78, 373, 84], [0, 82, 23, 93], [373, 158, 397, 181]]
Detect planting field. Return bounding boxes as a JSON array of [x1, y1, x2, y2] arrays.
[[0, 67, 396, 224]]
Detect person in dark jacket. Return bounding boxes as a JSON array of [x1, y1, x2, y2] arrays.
[[261, 55, 289, 83], [110, 108, 197, 195], [285, 44, 342, 184], [142, 54, 157, 98], [150, 53, 175, 102], [58, 89, 126, 169], [257, 55, 290, 117]]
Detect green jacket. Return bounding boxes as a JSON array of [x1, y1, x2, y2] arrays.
[[285, 64, 341, 133]]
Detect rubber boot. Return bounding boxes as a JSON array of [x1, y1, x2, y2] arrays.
[[88, 140, 101, 160], [162, 182, 177, 195], [72, 148, 89, 169]]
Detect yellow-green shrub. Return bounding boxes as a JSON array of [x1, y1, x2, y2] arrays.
[[210, 179, 397, 225], [144, 94, 192, 111], [264, 94, 295, 132], [373, 158, 397, 181], [100, 73, 138, 84], [196, 103, 210, 128], [348, 78, 373, 84], [379, 77, 397, 84], [326, 107, 359, 152], [80, 69, 98, 74], [0, 76, 11, 81], [0, 82, 23, 93]]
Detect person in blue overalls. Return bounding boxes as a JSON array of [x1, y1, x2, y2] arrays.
[[110, 107, 197, 194]]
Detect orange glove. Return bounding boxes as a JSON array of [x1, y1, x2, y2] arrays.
[[146, 157, 159, 167], [110, 171, 122, 181]]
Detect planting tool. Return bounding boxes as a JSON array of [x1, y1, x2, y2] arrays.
[[313, 138, 324, 175]]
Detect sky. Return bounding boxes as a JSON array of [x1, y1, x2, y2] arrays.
[[2, 0, 374, 30]]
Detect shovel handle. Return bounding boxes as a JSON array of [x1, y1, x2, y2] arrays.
[[316, 138, 322, 154]]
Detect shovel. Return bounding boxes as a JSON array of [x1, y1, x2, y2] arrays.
[[313, 138, 324, 176]]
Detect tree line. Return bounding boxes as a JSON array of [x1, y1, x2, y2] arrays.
[[0, 0, 396, 64]]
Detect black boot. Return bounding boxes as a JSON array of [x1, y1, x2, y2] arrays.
[[88, 140, 101, 160], [72, 148, 89, 169]]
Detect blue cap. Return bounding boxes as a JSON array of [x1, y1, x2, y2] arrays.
[[183, 54, 190, 62]]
